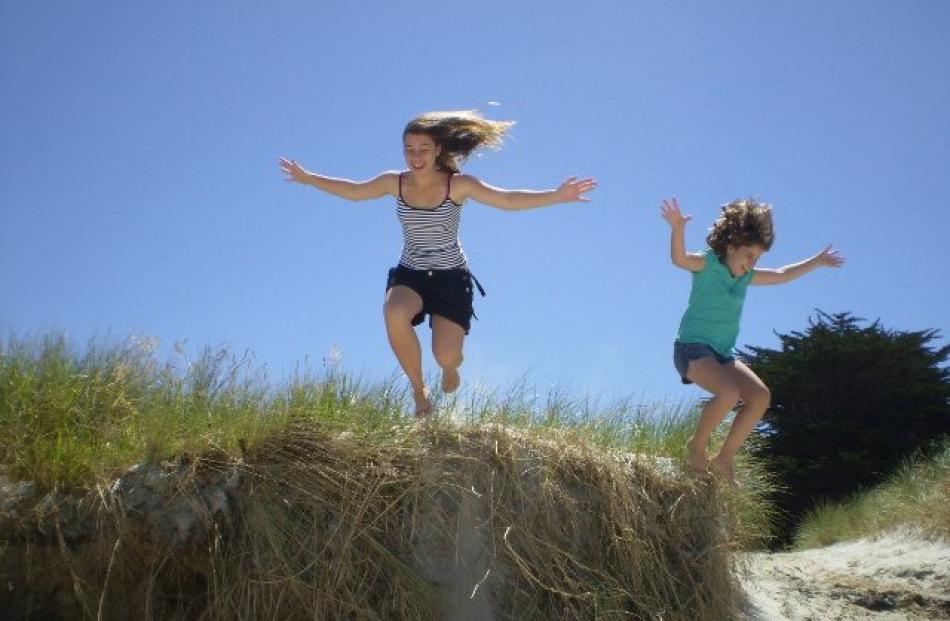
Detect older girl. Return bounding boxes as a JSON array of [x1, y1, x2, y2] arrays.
[[281, 110, 596, 417]]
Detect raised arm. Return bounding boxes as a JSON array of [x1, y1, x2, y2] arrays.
[[279, 157, 396, 201], [452, 175, 596, 211], [752, 244, 845, 285], [660, 197, 705, 272]]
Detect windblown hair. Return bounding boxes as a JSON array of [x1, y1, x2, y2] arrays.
[[403, 110, 514, 173], [706, 198, 775, 258]]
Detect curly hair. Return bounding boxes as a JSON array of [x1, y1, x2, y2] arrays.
[[403, 110, 514, 174], [706, 199, 775, 258]]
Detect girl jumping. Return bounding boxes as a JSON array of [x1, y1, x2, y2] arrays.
[[280, 110, 596, 417], [662, 197, 844, 484]]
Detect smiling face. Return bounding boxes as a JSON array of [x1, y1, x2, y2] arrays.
[[725, 243, 766, 277], [403, 132, 441, 174]]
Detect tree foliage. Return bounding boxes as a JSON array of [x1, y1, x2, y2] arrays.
[[742, 310, 950, 545]]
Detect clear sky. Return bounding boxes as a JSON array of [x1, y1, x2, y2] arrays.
[[2, 2, 948, 405]]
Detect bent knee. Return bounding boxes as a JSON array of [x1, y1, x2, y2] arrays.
[[433, 348, 463, 370], [713, 385, 742, 407], [749, 385, 771, 407]]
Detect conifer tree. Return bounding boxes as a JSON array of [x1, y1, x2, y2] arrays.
[[742, 310, 950, 545]]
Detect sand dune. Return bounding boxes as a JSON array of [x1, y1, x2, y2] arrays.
[[740, 530, 950, 620]]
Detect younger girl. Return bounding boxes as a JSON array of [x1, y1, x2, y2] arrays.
[[661, 197, 844, 484], [280, 110, 596, 417]]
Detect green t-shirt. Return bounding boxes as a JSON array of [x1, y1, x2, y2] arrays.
[[676, 248, 754, 357]]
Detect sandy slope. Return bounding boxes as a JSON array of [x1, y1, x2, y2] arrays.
[[740, 531, 950, 620]]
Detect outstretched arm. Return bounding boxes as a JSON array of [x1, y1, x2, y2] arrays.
[[452, 175, 596, 211], [752, 244, 845, 285], [279, 157, 396, 201], [661, 197, 705, 272]]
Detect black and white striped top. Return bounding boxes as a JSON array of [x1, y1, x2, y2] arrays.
[[396, 172, 467, 269]]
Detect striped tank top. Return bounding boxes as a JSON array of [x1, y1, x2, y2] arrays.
[[396, 172, 467, 269]]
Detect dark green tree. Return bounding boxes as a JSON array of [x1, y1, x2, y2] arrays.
[[742, 310, 950, 546]]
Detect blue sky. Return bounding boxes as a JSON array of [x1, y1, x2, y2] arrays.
[[2, 2, 948, 405]]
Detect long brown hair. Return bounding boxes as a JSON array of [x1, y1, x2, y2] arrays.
[[706, 199, 775, 258], [403, 110, 514, 174]]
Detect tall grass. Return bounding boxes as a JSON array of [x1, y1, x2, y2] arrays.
[[3, 336, 770, 519], [0, 334, 404, 490], [794, 439, 950, 549], [0, 333, 781, 619], [0, 333, 776, 540]]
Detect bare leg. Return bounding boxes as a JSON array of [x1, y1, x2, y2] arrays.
[[709, 359, 771, 485], [431, 315, 466, 393], [384, 286, 430, 416], [684, 356, 741, 475]]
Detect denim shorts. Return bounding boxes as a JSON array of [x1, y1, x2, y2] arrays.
[[673, 341, 735, 385]]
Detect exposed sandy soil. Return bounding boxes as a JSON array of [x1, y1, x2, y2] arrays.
[[740, 531, 950, 620]]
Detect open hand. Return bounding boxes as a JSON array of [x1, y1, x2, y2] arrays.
[[555, 176, 598, 202], [279, 157, 311, 184], [816, 244, 845, 268], [661, 197, 692, 227]]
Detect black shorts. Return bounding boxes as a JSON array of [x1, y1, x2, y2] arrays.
[[385, 265, 481, 334]]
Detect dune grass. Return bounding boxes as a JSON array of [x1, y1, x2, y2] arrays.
[[0, 334, 404, 489], [1, 333, 780, 619], [0, 333, 770, 510], [0, 333, 777, 539], [793, 439, 950, 549]]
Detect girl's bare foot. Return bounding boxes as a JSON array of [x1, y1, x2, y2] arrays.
[[709, 454, 739, 487], [413, 387, 432, 418], [441, 367, 461, 393], [686, 438, 710, 476]]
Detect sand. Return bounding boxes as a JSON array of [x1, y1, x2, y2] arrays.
[[740, 530, 950, 620]]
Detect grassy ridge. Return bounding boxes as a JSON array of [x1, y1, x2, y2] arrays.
[[0, 334, 394, 489], [794, 439, 950, 548], [0, 332, 783, 619], [0, 333, 777, 547]]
